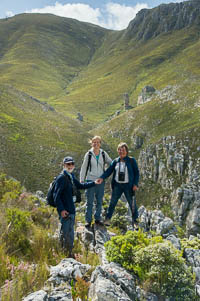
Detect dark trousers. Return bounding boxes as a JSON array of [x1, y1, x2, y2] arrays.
[[106, 183, 138, 222], [59, 214, 75, 254]]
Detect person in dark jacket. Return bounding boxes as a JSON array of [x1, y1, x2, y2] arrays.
[[97, 142, 139, 229], [53, 156, 98, 256]]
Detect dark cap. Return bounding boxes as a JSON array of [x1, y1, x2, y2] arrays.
[[63, 156, 75, 164]]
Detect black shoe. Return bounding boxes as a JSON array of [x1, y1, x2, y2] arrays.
[[85, 222, 91, 228], [95, 220, 104, 226], [69, 252, 76, 259], [133, 221, 139, 231]]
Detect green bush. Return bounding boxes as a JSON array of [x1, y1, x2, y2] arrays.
[[105, 231, 196, 299], [181, 237, 200, 251], [134, 242, 195, 299], [4, 208, 31, 255], [105, 230, 154, 271], [0, 173, 22, 202]]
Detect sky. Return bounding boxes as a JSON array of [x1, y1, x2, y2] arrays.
[[0, 0, 185, 30]]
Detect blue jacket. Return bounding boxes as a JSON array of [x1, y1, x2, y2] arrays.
[[100, 156, 139, 189], [53, 170, 95, 215]]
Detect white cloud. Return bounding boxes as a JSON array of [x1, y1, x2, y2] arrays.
[[26, 2, 149, 30], [6, 11, 14, 18], [27, 2, 101, 26], [103, 3, 149, 30]]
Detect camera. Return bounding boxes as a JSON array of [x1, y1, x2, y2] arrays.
[[118, 171, 125, 181]]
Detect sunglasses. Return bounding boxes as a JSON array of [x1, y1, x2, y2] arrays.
[[66, 162, 75, 166]]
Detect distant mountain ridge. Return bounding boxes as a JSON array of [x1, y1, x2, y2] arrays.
[[125, 0, 200, 41]]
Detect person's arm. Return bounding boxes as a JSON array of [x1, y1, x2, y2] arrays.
[[73, 176, 95, 190], [131, 157, 139, 188], [105, 151, 112, 165], [100, 159, 116, 180], [80, 152, 89, 182]]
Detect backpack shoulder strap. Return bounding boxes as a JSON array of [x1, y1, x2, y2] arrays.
[[102, 150, 106, 170], [85, 151, 92, 180]]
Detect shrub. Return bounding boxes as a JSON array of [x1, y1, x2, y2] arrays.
[[105, 231, 196, 299], [4, 208, 31, 255], [181, 237, 200, 251], [134, 242, 196, 299], [105, 230, 154, 271], [71, 277, 90, 301], [0, 174, 22, 202]]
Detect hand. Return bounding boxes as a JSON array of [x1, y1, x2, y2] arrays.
[[61, 210, 69, 218], [95, 178, 103, 184], [132, 185, 138, 192]]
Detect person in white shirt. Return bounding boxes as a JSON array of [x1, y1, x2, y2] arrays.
[[80, 136, 112, 227]]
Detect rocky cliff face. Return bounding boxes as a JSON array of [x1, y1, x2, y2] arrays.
[[125, 0, 200, 41], [138, 135, 200, 235]]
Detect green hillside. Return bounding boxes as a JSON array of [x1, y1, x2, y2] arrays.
[[0, 13, 108, 103], [0, 84, 92, 191], [60, 25, 200, 123]]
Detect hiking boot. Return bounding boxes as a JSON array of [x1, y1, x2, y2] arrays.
[[133, 220, 139, 231], [104, 218, 111, 226], [95, 220, 104, 226], [68, 252, 76, 259], [85, 222, 91, 228]]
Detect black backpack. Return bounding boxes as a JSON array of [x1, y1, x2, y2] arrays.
[[46, 173, 81, 207], [46, 176, 59, 207]]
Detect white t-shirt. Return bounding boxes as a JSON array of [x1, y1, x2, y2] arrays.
[[115, 162, 129, 183]]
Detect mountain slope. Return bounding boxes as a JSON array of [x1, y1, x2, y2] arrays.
[[58, 0, 200, 122], [0, 13, 108, 102], [0, 84, 91, 191]]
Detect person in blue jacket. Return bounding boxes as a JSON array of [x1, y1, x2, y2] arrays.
[[97, 142, 139, 229], [53, 156, 99, 256]]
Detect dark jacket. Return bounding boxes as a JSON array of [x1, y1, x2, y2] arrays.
[[54, 170, 95, 215], [100, 156, 139, 189]]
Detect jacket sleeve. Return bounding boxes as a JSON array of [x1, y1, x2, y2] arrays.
[[100, 159, 116, 179], [73, 176, 95, 190], [53, 176, 65, 213], [80, 152, 89, 182], [105, 151, 112, 165], [131, 157, 139, 187]]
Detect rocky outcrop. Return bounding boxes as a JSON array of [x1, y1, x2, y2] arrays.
[[23, 258, 90, 301], [89, 263, 137, 301], [138, 135, 200, 235], [23, 218, 200, 300], [137, 85, 180, 106], [138, 206, 178, 239], [124, 93, 133, 111], [125, 0, 200, 41], [137, 86, 156, 105]]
